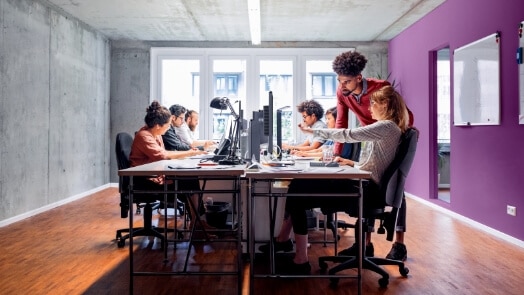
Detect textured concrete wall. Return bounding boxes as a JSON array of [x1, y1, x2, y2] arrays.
[[0, 0, 110, 221], [109, 43, 151, 182]]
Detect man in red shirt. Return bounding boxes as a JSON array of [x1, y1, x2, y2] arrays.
[[332, 51, 414, 262]]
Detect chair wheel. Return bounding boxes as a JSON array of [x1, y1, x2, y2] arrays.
[[117, 239, 125, 248], [378, 277, 389, 288], [400, 266, 409, 277], [319, 260, 328, 270]]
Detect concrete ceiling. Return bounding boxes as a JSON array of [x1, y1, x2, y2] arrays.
[[44, 0, 446, 42]]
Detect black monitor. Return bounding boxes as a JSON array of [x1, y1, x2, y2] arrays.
[[263, 91, 274, 158], [276, 107, 286, 160], [248, 110, 268, 162]]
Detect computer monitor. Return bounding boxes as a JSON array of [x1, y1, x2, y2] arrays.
[[248, 110, 268, 162], [263, 91, 274, 158], [276, 107, 283, 160]]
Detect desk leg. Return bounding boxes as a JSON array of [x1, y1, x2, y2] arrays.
[[163, 181, 169, 262], [249, 179, 255, 295], [357, 179, 363, 295], [129, 176, 134, 295]]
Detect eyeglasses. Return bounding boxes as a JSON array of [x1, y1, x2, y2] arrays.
[[302, 114, 311, 119]]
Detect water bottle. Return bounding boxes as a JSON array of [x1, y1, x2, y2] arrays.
[[322, 141, 334, 164]]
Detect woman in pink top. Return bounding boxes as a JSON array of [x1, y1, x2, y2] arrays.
[[129, 101, 208, 227]]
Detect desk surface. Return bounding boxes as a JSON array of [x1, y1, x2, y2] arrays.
[[245, 165, 371, 180], [118, 159, 246, 177], [119, 159, 372, 180]]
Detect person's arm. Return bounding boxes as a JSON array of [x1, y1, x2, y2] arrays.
[[294, 149, 322, 158], [334, 92, 350, 155], [136, 131, 206, 161], [165, 149, 207, 159], [191, 139, 217, 150], [334, 156, 355, 167]]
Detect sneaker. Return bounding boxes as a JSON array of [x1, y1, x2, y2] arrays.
[[338, 242, 374, 257], [258, 238, 293, 253], [385, 242, 407, 261]]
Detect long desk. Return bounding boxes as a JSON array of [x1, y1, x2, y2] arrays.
[[118, 159, 246, 295], [245, 166, 371, 295]]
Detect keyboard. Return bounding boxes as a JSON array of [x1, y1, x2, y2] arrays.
[[309, 162, 340, 167]]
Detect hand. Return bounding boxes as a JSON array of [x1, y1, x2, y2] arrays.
[[298, 123, 313, 134], [193, 149, 208, 156], [295, 151, 307, 157], [204, 140, 217, 151]]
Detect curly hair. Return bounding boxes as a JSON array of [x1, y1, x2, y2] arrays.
[[297, 100, 324, 121], [144, 101, 171, 128], [332, 51, 368, 76]]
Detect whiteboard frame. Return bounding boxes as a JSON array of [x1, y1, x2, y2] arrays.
[[453, 33, 500, 126]]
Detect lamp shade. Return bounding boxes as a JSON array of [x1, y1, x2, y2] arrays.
[[210, 97, 228, 110]]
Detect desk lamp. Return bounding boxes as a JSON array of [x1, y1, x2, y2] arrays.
[[210, 97, 243, 165]]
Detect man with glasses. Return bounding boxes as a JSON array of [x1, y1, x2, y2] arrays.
[[332, 50, 414, 262], [174, 108, 215, 151], [162, 104, 193, 151], [282, 99, 327, 153]]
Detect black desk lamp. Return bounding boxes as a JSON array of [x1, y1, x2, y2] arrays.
[[210, 97, 243, 165]]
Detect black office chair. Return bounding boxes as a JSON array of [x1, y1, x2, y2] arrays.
[[115, 132, 174, 248], [318, 128, 418, 288]]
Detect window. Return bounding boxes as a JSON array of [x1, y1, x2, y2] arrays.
[[311, 73, 336, 97], [150, 48, 355, 142], [215, 73, 240, 97]]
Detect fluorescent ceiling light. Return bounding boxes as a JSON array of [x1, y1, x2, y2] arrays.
[[248, 0, 261, 45]]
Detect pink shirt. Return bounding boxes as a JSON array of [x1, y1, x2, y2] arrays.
[[129, 126, 169, 184], [129, 126, 169, 167]]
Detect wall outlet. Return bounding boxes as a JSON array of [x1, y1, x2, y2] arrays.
[[507, 205, 517, 216]]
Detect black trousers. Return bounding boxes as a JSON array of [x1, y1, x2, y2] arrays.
[[132, 176, 201, 214], [284, 179, 381, 235]]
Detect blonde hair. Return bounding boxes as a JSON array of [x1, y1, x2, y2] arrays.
[[370, 86, 409, 132]]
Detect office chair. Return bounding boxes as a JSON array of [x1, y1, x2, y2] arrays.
[[318, 128, 418, 288], [115, 132, 175, 248]]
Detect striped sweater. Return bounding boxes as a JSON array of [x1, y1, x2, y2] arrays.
[[313, 120, 401, 183]]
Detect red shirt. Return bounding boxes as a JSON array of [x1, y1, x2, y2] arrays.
[[334, 78, 414, 155]]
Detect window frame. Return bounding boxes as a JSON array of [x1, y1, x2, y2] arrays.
[[150, 48, 355, 140]]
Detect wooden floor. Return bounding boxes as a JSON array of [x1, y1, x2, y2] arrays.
[[1, 187, 523, 295]]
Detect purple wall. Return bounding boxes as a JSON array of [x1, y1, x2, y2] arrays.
[[390, 0, 524, 241]]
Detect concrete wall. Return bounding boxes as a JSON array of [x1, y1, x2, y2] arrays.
[[109, 40, 389, 183], [0, 0, 110, 222]]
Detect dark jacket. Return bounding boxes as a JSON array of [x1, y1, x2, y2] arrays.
[[162, 126, 191, 151]]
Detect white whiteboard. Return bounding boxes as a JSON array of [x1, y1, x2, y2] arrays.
[[519, 21, 524, 124], [453, 33, 500, 126]]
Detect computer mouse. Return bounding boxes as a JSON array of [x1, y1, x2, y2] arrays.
[[326, 162, 340, 167]]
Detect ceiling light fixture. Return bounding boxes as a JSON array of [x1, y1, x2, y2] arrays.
[[248, 0, 261, 45]]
